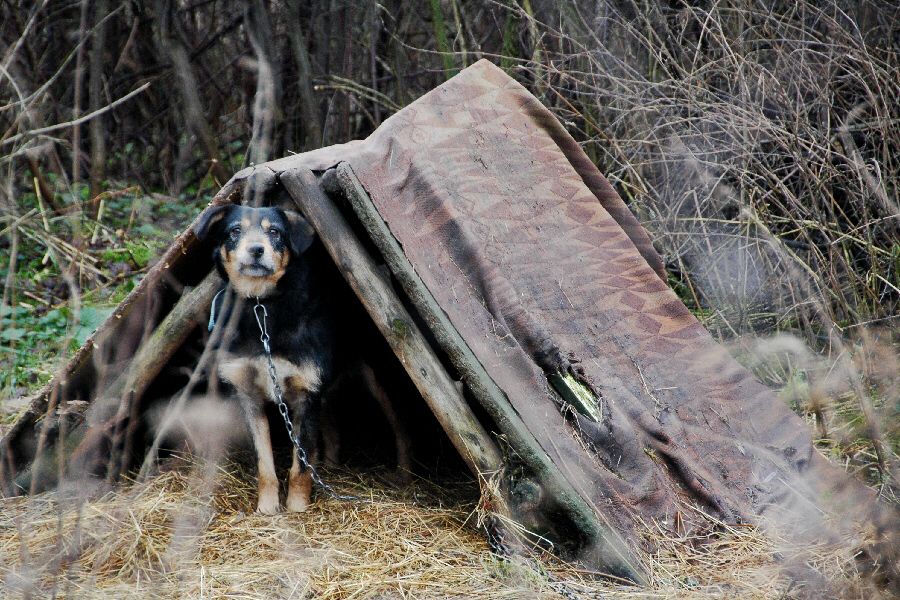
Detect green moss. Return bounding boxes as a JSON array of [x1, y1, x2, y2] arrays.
[[126, 241, 154, 268], [390, 317, 409, 339]]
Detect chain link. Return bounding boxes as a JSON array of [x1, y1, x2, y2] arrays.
[[253, 298, 361, 503], [484, 514, 513, 557]]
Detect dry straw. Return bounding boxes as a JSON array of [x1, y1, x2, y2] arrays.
[[0, 456, 883, 599]]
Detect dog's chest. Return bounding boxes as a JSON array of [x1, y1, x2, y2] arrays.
[[227, 294, 335, 369]]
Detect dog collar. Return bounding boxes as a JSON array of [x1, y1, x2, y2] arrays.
[[208, 287, 227, 332]]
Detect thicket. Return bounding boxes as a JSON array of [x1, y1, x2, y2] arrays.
[[1, 1, 897, 485]]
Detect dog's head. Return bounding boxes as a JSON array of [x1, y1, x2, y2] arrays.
[[194, 204, 315, 298]]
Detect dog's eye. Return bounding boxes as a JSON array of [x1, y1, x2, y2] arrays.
[[268, 228, 281, 240], [229, 226, 241, 239]]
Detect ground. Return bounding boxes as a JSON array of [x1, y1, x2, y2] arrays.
[[0, 458, 873, 599]]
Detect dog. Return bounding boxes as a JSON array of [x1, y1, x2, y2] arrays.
[[194, 203, 411, 513]]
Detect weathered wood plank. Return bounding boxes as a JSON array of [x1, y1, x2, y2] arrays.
[[88, 271, 220, 424]]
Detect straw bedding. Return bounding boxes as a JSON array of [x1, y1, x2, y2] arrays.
[[0, 455, 879, 599]]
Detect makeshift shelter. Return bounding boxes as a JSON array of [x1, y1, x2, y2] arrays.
[[1, 60, 892, 584]]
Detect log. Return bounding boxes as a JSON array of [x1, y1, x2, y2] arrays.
[[279, 167, 503, 482], [330, 162, 647, 583]]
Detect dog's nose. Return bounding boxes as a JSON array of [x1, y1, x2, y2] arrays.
[[248, 244, 265, 258]]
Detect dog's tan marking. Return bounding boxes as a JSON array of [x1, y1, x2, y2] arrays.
[[217, 356, 262, 398], [261, 218, 271, 230], [220, 244, 251, 294], [270, 356, 322, 394], [267, 245, 290, 289], [230, 274, 279, 298], [218, 356, 260, 399], [233, 249, 290, 299]]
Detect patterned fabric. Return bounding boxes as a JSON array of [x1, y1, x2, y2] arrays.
[[328, 60, 874, 543]]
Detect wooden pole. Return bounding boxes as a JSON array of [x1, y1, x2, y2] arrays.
[[96, 271, 220, 414]]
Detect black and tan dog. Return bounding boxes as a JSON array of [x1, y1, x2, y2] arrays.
[[194, 204, 411, 513]]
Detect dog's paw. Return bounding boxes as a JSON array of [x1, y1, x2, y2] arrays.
[[285, 493, 310, 513], [388, 468, 414, 487], [287, 471, 312, 512], [256, 489, 281, 515], [256, 500, 280, 514]]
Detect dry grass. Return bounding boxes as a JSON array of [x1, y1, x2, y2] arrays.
[[0, 457, 882, 600]]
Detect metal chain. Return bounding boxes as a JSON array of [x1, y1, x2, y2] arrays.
[[253, 298, 360, 503], [484, 514, 513, 557]]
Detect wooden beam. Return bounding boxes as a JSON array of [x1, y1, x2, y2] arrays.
[[95, 271, 220, 418], [330, 162, 647, 584]]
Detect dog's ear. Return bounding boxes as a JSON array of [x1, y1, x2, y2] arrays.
[[282, 210, 316, 255], [193, 204, 231, 242]]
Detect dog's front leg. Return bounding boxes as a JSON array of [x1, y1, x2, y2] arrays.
[[286, 450, 313, 512], [243, 401, 281, 514], [220, 357, 282, 514], [286, 390, 320, 512]]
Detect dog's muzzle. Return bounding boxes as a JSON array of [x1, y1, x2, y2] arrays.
[[239, 262, 275, 277], [237, 243, 275, 276]]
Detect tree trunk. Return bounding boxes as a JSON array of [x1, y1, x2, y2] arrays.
[[284, 0, 323, 148], [154, 0, 230, 187], [71, 0, 89, 197], [244, 0, 280, 167], [88, 0, 108, 207]]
